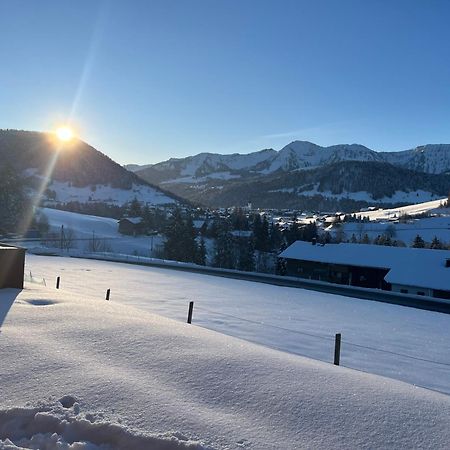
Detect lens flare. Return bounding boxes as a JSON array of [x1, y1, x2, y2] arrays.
[[55, 126, 74, 142]]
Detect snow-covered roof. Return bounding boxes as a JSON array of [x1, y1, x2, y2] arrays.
[[279, 241, 450, 291], [119, 217, 143, 224]]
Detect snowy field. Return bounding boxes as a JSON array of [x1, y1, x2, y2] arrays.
[[2, 285, 450, 448], [25, 255, 450, 396], [41, 180, 175, 206], [356, 198, 448, 221], [339, 215, 450, 245], [33, 207, 164, 256]]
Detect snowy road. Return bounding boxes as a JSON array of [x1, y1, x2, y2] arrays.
[[26, 254, 450, 395]]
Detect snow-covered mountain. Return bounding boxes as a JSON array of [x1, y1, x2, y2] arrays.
[[132, 141, 450, 186], [131, 141, 450, 210], [0, 130, 178, 206], [384, 144, 450, 174]]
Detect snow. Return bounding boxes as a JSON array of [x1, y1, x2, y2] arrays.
[[1, 279, 450, 449], [296, 186, 442, 204], [33, 208, 163, 256], [24, 255, 450, 396], [161, 172, 241, 185], [0, 400, 206, 449], [279, 241, 450, 292], [339, 215, 450, 246], [41, 180, 175, 206], [355, 198, 448, 220]]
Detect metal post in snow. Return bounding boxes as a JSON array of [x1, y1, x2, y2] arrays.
[[334, 333, 341, 366], [106, 289, 111, 300], [56, 276, 60, 289], [187, 301, 194, 324]]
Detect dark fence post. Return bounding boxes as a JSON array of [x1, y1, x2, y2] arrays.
[[334, 333, 341, 366], [187, 301, 194, 324], [106, 289, 110, 300], [56, 276, 60, 289]]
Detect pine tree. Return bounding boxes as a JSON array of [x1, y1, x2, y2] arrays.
[[237, 237, 255, 271], [0, 165, 27, 233], [430, 236, 444, 250], [195, 237, 207, 265], [128, 197, 142, 217], [254, 215, 270, 252], [213, 221, 234, 268], [412, 234, 425, 248], [163, 208, 197, 262]]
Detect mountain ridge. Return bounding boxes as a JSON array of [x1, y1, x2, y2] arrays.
[[129, 140, 450, 210], [127, 140, 450, 180]]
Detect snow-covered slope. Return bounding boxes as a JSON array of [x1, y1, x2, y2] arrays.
[[355, 198, 448, 221], [0, 129, 178, 207], [2, 281, 450, 449], [25, 255, 450, 395], [133, 141, 450, 209], [41, 180, 175, 206], [135, 140, 450, 186], [33, 207, 163, 256], [385, 144, 450, 174]]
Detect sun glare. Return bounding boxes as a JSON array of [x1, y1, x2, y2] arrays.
[[55, 126, 74, 142]]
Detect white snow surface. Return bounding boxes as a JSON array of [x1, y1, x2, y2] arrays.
[[42, 181, 175, 206], [35, 208, 163, 256], [2, 279, 450, 449], [338, 215, 450, 246], [24, 255, 450, 396], [296, 186, 442, 204], [354, 198, 448, 221]]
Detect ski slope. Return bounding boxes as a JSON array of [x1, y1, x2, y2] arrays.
[[25, 255, 450, 396]]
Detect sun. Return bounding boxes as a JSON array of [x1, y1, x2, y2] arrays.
[[55, 126, 74, 142]]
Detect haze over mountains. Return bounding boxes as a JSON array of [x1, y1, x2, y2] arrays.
[[128, 141, 450, 210]]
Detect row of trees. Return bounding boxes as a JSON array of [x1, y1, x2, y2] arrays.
[[162, 208, 319, 272]]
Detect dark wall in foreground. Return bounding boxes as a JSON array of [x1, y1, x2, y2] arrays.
[[0, 244, 25, 289]]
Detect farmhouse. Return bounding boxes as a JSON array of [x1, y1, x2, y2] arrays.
[[118, 217, 144, 236], [279, 241, 450, 299], [0, 243, 25, 289]]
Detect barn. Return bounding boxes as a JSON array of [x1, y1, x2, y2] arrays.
[[0, 243, 25, 289], [118, 217, 144, 236], [279, 241, 450, 299]]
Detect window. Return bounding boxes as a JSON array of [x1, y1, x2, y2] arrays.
[[417, 291, 425, 296], [400, 289, 408, 294]]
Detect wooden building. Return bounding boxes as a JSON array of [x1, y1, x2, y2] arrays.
[[118, 217, 144, 236], [0, 243, 25, 289], [279, 241, 450, 299]]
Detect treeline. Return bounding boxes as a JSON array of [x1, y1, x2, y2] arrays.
[[162, 208, 319, 272], [0, 165, 29, 234]]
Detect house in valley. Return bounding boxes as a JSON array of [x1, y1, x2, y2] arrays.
[[279, 241, 450, 299]]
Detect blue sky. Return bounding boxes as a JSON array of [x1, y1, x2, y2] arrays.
[[1, 0, 450, 164]]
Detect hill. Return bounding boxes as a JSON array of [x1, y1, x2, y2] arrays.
[[0, 130, 178, 206], [151, 160, 450, 211], [1, 258, 449, 448], [130, 140, 450, 210]]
